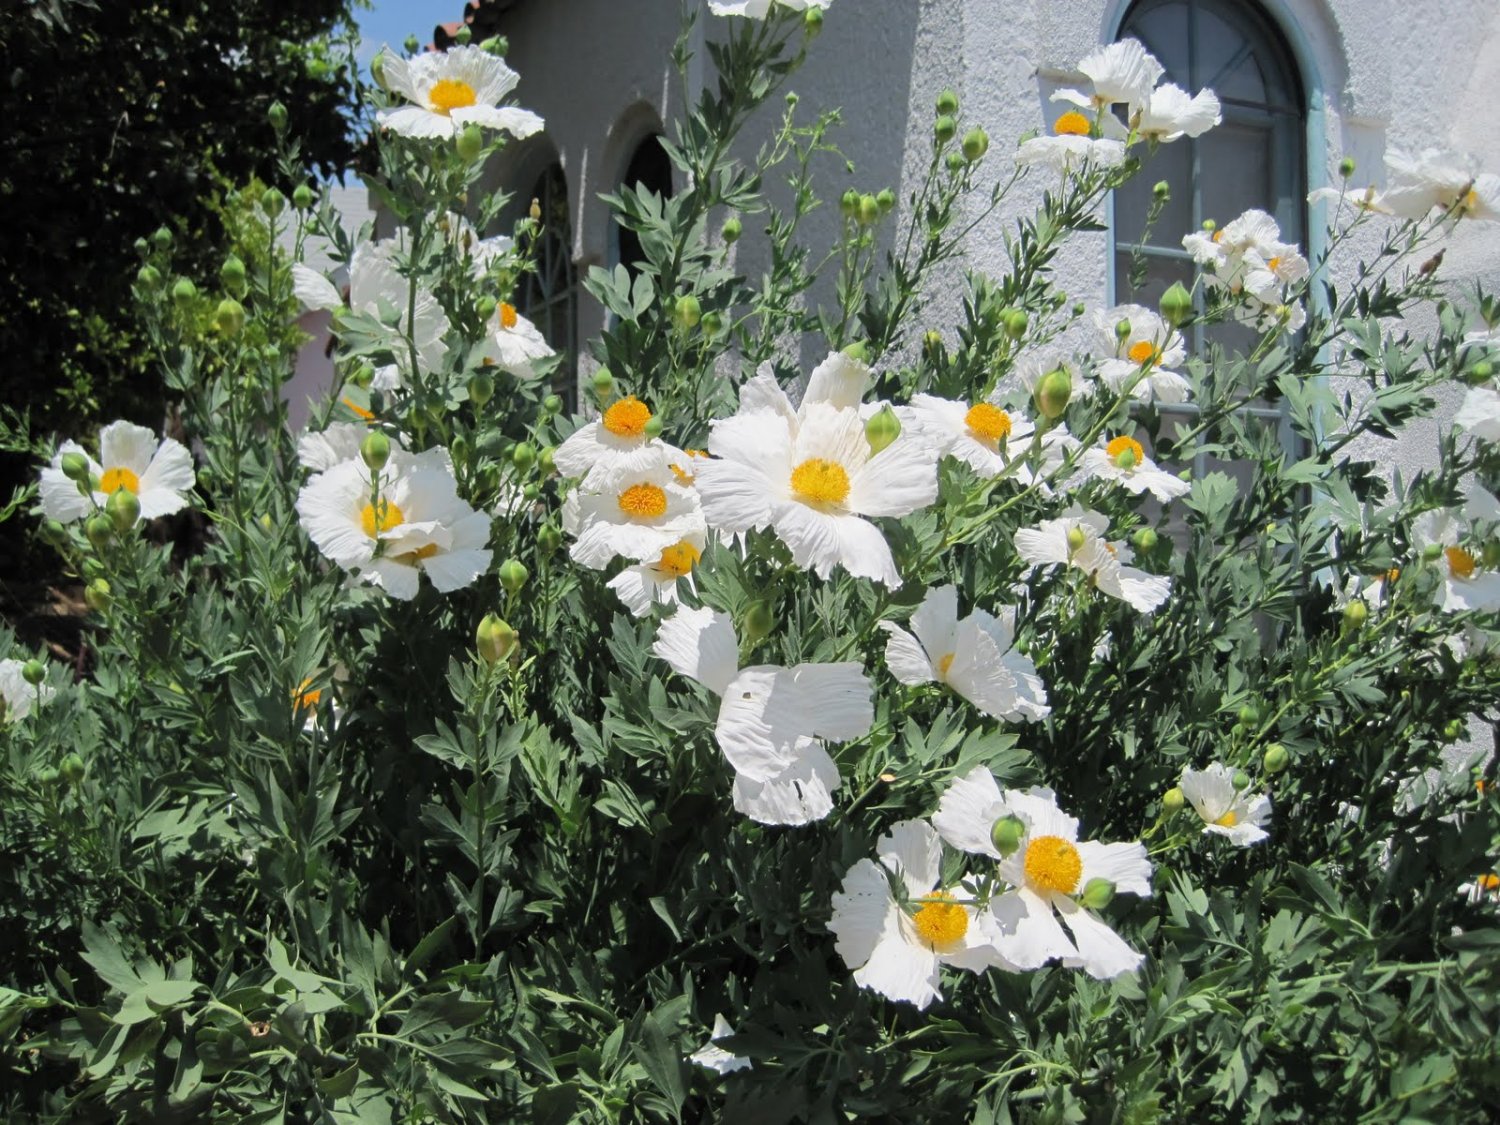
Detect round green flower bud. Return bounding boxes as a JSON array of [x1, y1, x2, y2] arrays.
[[370, 52, 388, 87], [59, 753, 85, 784], [136, 264, 162, 289], [469, 370, 494, 408], [1338, 156, 1356, 179], [1421, 542, 1444, 562], [701, 310, 724, 337], [840, 188, 860, 217], [36, 767, 59, 787], [1483, 540, 1500, 569], [1232, 770, 1251, 791], [1263, 743, 1289, 774], [1034, 366, 1072, 420], [360, 431, 391, 472], [876, 188, 896, 213], [1162, 786, 1185, 812], [350, 363, 375, 389], [1201, 219, 1217, 232], [522, 481, 541, 501], [456, 123, 484, 162], [1237, 704, 1260, 726], [151, 226, 174, 251], [990, 814, 1025, 857], [1080, 878, 1116, 911], [865, 405, 901, 455], [292, 184, 314, 211], [475, 295, 499, 323], [511, 442, 537, 472], [481, 36, 508, 57], [803, 7, 823, 35], [643, 415, 665, 440], [1444, 718, 1466, 741], [841, 340, 869, 363], [172, 278, 198, 307], [267, 101, 288, 132], [537, 524, 563, 555], [1132, 528, 1158, 553], [454, 24, 472, 45], [403, 34, 420, 55], [215, 298, 246, 337], [498, 558, 529, 594], [961, 128, 990, 162], [106, 487, 141, 533], [935, 89, 959, 116], [21, 659, 45, 687], [1159, 281, 1194, 329], [85, 513, 114, 551], [1003, 308, 1029, 341], [1467, 360, 1494, 385], [743, 600, 777, 644], [721, 216, 743, 243], [1341, 598, 1368, 633], [934, 114, 957, 144], [542, 393, 563, 416], [260, 188, 285, 219], [538, 445, 556, 474], [1065, 526, 1087, 552], [220, 255, 247, 297], [945, 150, 966, 172], [1153, 180, 1171, 200], [41, 518, 67, 547], [60, 451, 91, 483], [476, 614, 519, 665], [1114, 318, 1133, 343], [857, 193, 881, 226], [672, 294, 702, 330], [592, 368, 615, 399], [134, 237, 150, 258]]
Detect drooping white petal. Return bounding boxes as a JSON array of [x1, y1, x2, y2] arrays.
[[932, 765, 1007, 859], [990, 888, 1078, 970], [731, 738, 841, 825], [690, 1015, 752, 1074], [876, 818, 942, 899], [1075, 840, 1153, 897], [1054, 896, 1144, 979], [652, 605, 738, 697], [878, 622, 936, 685]]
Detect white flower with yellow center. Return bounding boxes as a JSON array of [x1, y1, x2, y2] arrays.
[[554, 395, 686, 492], [376, 45, 543, 141], [709, 0, 830, 17], [1383, 148, 1500, 223], [606, 532, 705, 618], [693, 359, 938, 589], [1091, 305, 1191, 404], [1411, 485, 1500, 613], [1079, 434, 1189, 502], [297, 423, 407, 473], [1179, 764, 1271, 846], [1051, 39, 1164, 115], [296, 450, 492, 600], [1136, 83, 1221, 142], [878, 585, 1049, 723], [477, 300, 554, 379], [898, 395, 1039, 482], [1462, 872, 1500, 907], [1308, 183, 1396, 216], [1182, 208, 1287, 291], [689, 1015, 751, 1074], [829, 818, 1014, 1009], [932, 768, 1152, 979], [39, 421, 195, 526], [1016, 110, 1126, 174], [1014, 507, 1172, 613], [652, 605, 872, 825], [0, 659, 55, 722], [562, 466, 706, 571]]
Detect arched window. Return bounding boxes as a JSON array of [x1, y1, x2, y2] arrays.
[[613, 134, 674, 281], [1112, 0, 1307, 355], [518, 162, 578, 407]]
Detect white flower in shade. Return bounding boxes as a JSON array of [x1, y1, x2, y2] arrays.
[[878, 585, 1048, 722], [1079, 435, 1189, 502], [898, 395, 1039, 482], [296, 451, 491, 600], [709, 0, 830, 16], [1052, 39, 1164, 114], [1135, 83, 1221, 142], [1308, 184, 1395, 217], [376, 45, 543, 141], [1016, 111, 1126, 174], [0, 659, 55, 722], [1411, 485, 1500, 613], [693, 360, 937, 589], [1091, 305, 1191, 405], [554, 396, 686, 492], [440, 212, 514, 279], [1383, 149, 1500, 223], [932, 768, 1152, 980], [829, 819, 1014, 1009], [1456, 386, 1500, 444], [1014, 507, 1172, 613], [39, 421, 195, 525], [690, 1015, 751, 1074], [1179, 764, 1271, 846], [606, 533, 704, 617], [562, 467, 706, 571], [1462, 873, 1500, 906], [652, 606, 871, 824], [1241, 247, 1310, 305], [296, 423, 408, 473], [477, 301, 554, 379]]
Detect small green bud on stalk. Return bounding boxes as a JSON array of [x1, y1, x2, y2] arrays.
[[151, 226, 174, 251], [454, 24, 472, 45], [700, 310, 724, 337], [1484, 540, 1500, 569], [1339, 156, 1356, 178], [1065, 526, 1087, 553], [292, 184, 314, 211], [22, 660, 45, 687], [469, 370, 494, 408], [1034, 366, 1072, 420], [1201, 219, 1217, 232], [41, 518, 67, 546], [360, 431, 391, 472], [36, 767, 59, 787], [934, 114, 957, 144], [220, 255, 247, 297], [1153, 180, 1170, 200], [523, 481, 541, 501], [60, 452, 91, 483], [721, 216, 743, 243], [537, 524, 563, 555], [990, 814, 1025, 857], [1232, 770, 1252, 791], [134, 237, 150, 258], [538, 446, 556, 474], [945, 150, 966, 172], [840, 188, 860, 218], [481, 35, 507, 56], [842, 340, 869, 363], [172, 278, 198, 307], [1114, 318, 1133, 343], [370, 52, 387, 87], [215, 298, 246, 337], [1081, 878, 1116, 910], [476, 614, 519, 665], [673, 294, 702, 331], [643, 415, 664, 440], [136, 264, 162, 289], [456, 123, 484, 162], [106, 487, 140, 533], [865, 406, 901, 455], [803, 7, 823, 35], [1421, 542, 1444, 562], [350, 363, 375, 388], [1467, 360, 1494, 385], [743, 600, 777, 644], [1159, 281, 1194, 328], [498, 558, 529, 594], [592, 367, 615, 398], [476, 295, 498, 322], [85, 514, 114, 552], [59, 754, 85, 784], [1341, 598, 1368, 633], [876, 188, 896, 213], [1162, 787, 1185, 812], [1444, 718, 1466, 741], [1003, 308, 1029, 340], [936, 89, 959, 115], [542, 393, 563, 416], [403, 34, 420, 55], [857, 193, 881, 225], [267, 101, 288, 132], [1263, 743, 1289, 774], [261, 188, 285, 218], [1132, 528, 1158, 552], [961, 128, 990, 161], [1238, 703, 1261, 726], [511, 443, 537, 472]]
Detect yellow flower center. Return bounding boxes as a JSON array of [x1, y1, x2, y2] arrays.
[[1053, 111, 1091, 137], [1480, 873, 1500, 892], [1212, 229, 1225, 243], [654, 540, 700, 578], [99, 467, 141, 495], [499, 302, 519, 330], [1384, 567, 1401, 584], [1106, 435, 1145, 468], [293, 678, 322, 712], [428, 78, 478, 116], [361, 498, 405, 538], [1267, 256, 1282, 273], [937, 652, 956, 679], [1447, 546, 1478, 580], [394, 544, 441, 564], [964, 403, 1012, 444], [669, 449, 706, 486], [1127, 340, 1159, 366], [790, 458, 850, 506], [1460, 188, 1480, 215], [1023, 835, 1082, 896], [617, 483, 668, 519], [603, 396, 652, 439], [911, 892, 968, 949], [1214, 810, 1239, 828]]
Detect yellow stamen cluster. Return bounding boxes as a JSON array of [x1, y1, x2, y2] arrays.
[[1127, 340, 1159, 366], [965, 403, 1012, 444], [911, 892, 968, 949], [1024, 835, 1083, 895], [790, 458, 851, 506], [361, 498, 404, 538], [99, 467, 141, 495], [603, 396, 652, 439], [617, 483, 668, 519], [293, 678, 322, 712], [1106, 435, 1145, 468], [1447, 546, 1478, 581], [499, 302, 519, 330], [937, 652, 956, 679], [654, 540, 700, 578], [428, 78, 478, 116], [1266, 256, 1282, 274], [1479, 873, 1500, 892], [1214, 810, 1239, 828], [1053, 111, 1091, 137]]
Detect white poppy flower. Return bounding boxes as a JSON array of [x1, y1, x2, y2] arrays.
[[1183, 209, 1295, 293], [1456, 386, 1500, 444], [694, 362, 937, 588], [1308, 184, 1395, 217], [1411, 486, 1500, 613], [1079, 435, 1189, 502], [1461, 873, 1500, 906], [0, 659, 55, 722], [651, 605, 871, 824], [1179, 763, 1271, 846], [376, 45, 543, 141], [690, 1014, 751, 1074], [1014, 507, 1172, 613], [477, 301, 554, 379], [932, 768, 1152, 979], [897, 395, 1039, 482], [1383, 149, 1500, 223], [553, 395, 686, 492], [605, 533, 704, 617], [1051, 39, 1164, 114], [829, 819, 1014, 1009], [1136, 83, 1221, 142], [562, 466, 706, 571], [1016, 112, 1127, 174], [39, 421, 195, 526], [1090, 305, 1191, 405], [709, 0, 830, 16], [296, 451, 491, 601], [878, 585, 1049, 722], [296, 423, 409, 473]]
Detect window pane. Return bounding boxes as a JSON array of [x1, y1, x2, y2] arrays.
[[1115, 140, 1193, 248], [1113, 250, 1192, 311], [1195, 8, 1268, 104], [1126, 2, 1190, 79], [1198, 121, 1273, 225]]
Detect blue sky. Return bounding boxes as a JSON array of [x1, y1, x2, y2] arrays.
[[354, 0, 464, 64]]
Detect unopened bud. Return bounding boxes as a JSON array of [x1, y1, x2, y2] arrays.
[[85, 514, 114, 551], [498, 558, 529, 594], [803, 7, 823, 35], [1114, 318, 1133, 343], [292, 184, 314, 211], [85, 578, 112, 612], [529, 197, 542, 222], [21, 659, 45, 687], [1483, 540, 1500, 569], [1034, 366, 1072, 420], [1238, 703, 1260, 726], [454, 24, 472, 45], [841, 340, 869, 363], [1341, 598, 1368, 633], [721, 216, 743, 243], [840, 188, 860, 218], [136, 264, 162, 289], [701, 310, 724, 337], [857, 193, 881, 225], [59, 753, 85, 783], [542, 393, 563, 415], [1132, 528, 1158, 552], [923, 330, 943, 359], [403, 34, 420, 55], [643, 415, 665, 440], [961, 128, 989, 162], [1263, 743, 1289, 774], [1003, 308, 1029, 340], [60, 452, 90, 483], [743, 600, 776, 644], [456, 123, 484, 162], [1444, 718, 1466, 741], [1421, 542, 1444, 562], [1080, 878, 1116, 910], [511, 442, 537, 472], [41, 518, 67, 546], [876, 188, 896, 213], [990, 814, 1025, 856], [476, 294, 498, 321], [106, 488, 140, 532], [592, 367, 615, 398], [360, 431, 390, 472], [476, 614, 518, 665], [1230, 771, 1250, 792], [1162, 786, 1185, 812], [1201, 219, 1217, 232], [151, 226, 174, 251], [172, 278, 198, 307], [672, 294, 702, 331], [935, 89, 959, 116], [1152, 180, 1170, 201], [1467, 360, 1494, 385], [481, 36, 508, 56], [220, 255, 247, 297], [537, 524, 563, 555], [934, 115, 957, 144], [1159, 281, 1194, 328], [260, 188, 285, 219], [1065, 526, 1087, 552], [538, 446, 556, 474], [350, 363, 375, 389], [945, 150, 966, 172], [267, 101, 288, 132], [215, 298, 246, 336], [1338, 156, 1356, 179], [865, 406, 901, 455], [469, 370, 494, 408]]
